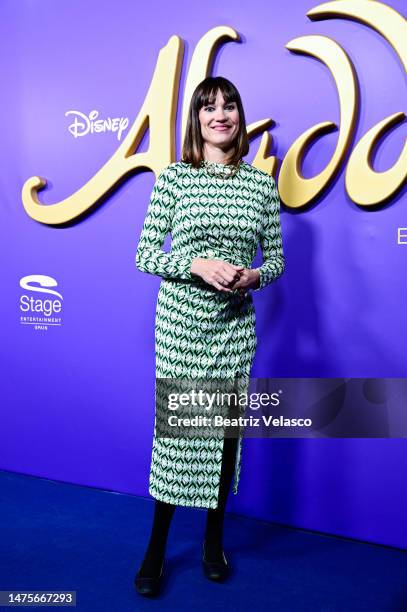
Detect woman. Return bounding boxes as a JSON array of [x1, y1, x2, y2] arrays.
[[134, 76, 285, 597]]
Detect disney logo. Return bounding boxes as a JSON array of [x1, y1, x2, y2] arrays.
[[65, 109, 129, 141]]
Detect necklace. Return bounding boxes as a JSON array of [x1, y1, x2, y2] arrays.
[[201, 158, 242, 180]]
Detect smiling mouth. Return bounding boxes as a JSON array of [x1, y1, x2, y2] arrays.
[[212, 126, 231, 131]]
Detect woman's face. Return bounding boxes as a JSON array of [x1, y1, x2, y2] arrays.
[[198, 90, 240, 152]]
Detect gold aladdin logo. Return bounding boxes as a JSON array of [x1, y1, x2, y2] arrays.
[[22, 0, 406, 225]]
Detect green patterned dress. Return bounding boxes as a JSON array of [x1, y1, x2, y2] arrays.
[[135, 159, 285, 509]]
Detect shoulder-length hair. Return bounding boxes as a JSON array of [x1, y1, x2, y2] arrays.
[[181, 76, 249, 168]]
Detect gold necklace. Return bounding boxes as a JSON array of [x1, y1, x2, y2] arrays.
[[201, 158, 242, 179]]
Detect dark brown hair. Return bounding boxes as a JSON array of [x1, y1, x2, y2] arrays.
[[181, 76, 249, 168]]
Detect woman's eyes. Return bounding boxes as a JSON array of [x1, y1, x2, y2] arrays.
[[205, 105, 236, 111]]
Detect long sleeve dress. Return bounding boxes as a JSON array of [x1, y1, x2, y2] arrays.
[[135, 159, 285, 509]]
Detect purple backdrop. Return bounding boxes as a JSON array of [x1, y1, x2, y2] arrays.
[[1, 0, 406, 549]]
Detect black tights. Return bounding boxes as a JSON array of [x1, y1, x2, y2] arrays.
[[204, 434, 238, 560], [138, 434, 238, 576]]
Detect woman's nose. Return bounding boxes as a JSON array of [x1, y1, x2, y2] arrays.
[[214, 109, 227, 120]]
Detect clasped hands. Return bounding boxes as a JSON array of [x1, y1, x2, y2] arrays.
[[190, 257, 260, 294]]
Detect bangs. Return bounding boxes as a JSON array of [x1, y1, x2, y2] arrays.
[[196, 82, 237, 109]]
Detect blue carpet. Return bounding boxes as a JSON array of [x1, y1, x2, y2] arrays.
[[0, 469, 406, 611]]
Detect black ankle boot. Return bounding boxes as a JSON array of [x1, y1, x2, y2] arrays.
[[202, 541, 229, 582], [134, 558, 165, 597]]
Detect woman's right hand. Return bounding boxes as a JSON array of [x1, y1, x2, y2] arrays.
[[190, 257, 245, 293]]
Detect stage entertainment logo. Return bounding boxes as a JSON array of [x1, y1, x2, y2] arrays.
[[66, 109, 129, 141], [19, 275, 63, 330]]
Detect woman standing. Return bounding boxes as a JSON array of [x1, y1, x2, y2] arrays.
[[134, 76, 285, 597]]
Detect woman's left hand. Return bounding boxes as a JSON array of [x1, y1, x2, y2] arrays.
[[227, 268, 260, 293]]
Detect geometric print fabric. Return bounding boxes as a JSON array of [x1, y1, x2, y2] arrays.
[[136, 159, 285, 508]]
